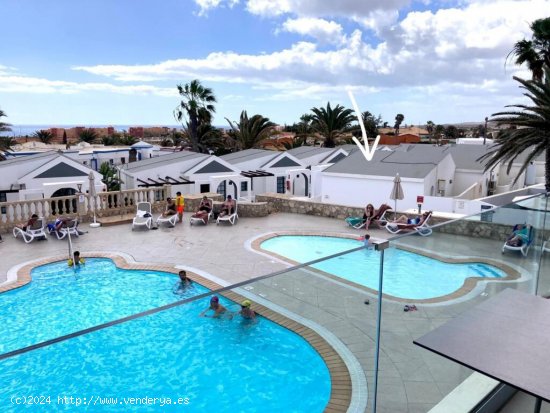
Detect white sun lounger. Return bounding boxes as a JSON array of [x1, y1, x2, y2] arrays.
[[216, 201, 238, 225], [13, 217, 48, 243], [386, 212, 433, 236], [132, 202, 152, 230], [156, 213, 178, 227], [55, 218, 79, 240], [190, 198, 214, 225]]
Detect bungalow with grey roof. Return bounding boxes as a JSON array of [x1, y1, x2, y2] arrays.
[[0, 152, 104, 202]]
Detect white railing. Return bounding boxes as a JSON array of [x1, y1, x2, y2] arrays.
[[0, 186, 169, 231]]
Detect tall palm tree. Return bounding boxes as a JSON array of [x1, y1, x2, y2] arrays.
[[508, 17, 550, 81], [310, 103, 355, 148], [226, 111, 275, 150], [33, 130, 54, 144], [394, 113, 405, 135], [426, 121, 434, 143], [479, 65, 550, 192], [174, 80, 217, 152], [0, 108, 12, 134]]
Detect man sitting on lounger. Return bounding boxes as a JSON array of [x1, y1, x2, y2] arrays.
[[191, 196, 212, 224], [16, 214, 39, 231], [218, 195, 235, 218], [162, 197, 177, 217]]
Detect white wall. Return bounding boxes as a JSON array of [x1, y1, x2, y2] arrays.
[[453, 170, 489, 197], [321, 173, 425, 212]]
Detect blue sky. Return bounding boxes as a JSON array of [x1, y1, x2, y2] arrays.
[[1, 0, 550, 130]]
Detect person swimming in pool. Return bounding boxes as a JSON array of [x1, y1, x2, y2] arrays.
[[237, 300, 256, 321], [173, 270, 192, 295], [200, 296, 228, 318], [67, 251, 85, 267]]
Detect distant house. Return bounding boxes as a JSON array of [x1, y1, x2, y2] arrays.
[[119, 151, 250, 200], [0, 152, 104, 202], [320, 145, 455, 211], [286, 146, 348, 168], [220, 149, 305, 197]]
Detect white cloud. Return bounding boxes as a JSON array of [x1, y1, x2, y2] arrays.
[[279, 17, 345, 45], [0, 69, 176, 97], [193, 0, 239, 16]]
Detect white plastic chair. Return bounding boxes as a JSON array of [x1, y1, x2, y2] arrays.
[[156, 213, 178, 227], [190, 198, 214, 226], [216, 201, 238, 225], [386, 212, 433, 237], [132, 202, 152, 230], [56, 218, 79, 239], [13, 217, 48, 243]]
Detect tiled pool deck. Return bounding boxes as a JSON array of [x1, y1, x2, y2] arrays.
[[1, 212, 549, 412]]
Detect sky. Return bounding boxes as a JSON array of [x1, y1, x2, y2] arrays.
[[1, 0, 550, 129]]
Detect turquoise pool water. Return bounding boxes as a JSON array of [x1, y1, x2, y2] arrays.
[[261, 235, 506, 300], [0, 259, 331, 412]]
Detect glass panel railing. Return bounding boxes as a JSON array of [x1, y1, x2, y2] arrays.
[[376, 192, 549, 412], [0, 192, 547, 413]]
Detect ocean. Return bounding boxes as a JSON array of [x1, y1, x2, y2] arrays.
[[2, 125, 185, 137]]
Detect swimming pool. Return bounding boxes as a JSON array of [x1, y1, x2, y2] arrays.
[[0, 259, 331, 412], [260, 235, 508, 300]]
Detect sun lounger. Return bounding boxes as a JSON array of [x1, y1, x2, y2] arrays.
[[502, 224, 534, 257], [190, 198, 214, 225], [216, 201, 238, 225], [132, 202, 153, 230], [156, 213, 178, 227], [386, 212, 433, 236], [55, 218, 79, 240], [13, 217, 48, 243], [345, 204, 391, 230]]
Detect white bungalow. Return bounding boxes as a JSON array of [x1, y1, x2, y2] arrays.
[[220, 149, 306, 197], [0, 152, 104, 202]]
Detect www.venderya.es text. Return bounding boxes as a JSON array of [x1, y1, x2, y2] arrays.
[[11, 395, 190, 407]]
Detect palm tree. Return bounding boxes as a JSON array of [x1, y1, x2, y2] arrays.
[[310, 103, 356, 148], [226, 111, 276, 150], [394, 113, 405, 135], [99, 162, 120, 191], [79, 128, 98, 143], [33, 130, 54, 144], [360, 111, 383, 139], [174, 79, 217, 152], [478, 65, 550, 192], [508, 17, 550, 81], [426, 121, 434, 143], [0, 136, 15, 151], [0, 108, 12, 135]]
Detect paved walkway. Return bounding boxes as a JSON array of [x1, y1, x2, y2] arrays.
[[1, 212, 548, 412]]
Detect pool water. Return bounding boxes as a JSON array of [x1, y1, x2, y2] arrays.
[[261, 236, 506, 300], [0, 259, 331, 412]]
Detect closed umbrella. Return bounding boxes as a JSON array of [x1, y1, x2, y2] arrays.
[[390, 173, 404, 216], [88, 172, 101, 228]]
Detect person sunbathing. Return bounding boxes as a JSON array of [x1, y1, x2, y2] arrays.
[[393, 211, 431, 227], [191, 196, 212, 223], [507, 224, 530, 246], [218, 195, 235, 218], [16, 214, 39, 231], [162, 197, 177, 217]]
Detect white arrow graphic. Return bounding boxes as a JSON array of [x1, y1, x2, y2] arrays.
[[347, 90, 380, 162]]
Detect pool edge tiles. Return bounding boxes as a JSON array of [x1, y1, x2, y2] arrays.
[[252, 231, 521, 304], [1, 252, 353, 413]]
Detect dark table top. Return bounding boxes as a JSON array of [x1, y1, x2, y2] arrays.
[[414, 288, 550, 402]]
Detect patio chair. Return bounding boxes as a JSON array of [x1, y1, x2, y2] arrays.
[[345, 204, 391, 230], [190, 198, 214, 226], [132, 202, 153, 230], [386, 211, 433, 237], [543, 238, 550, 253], [502, 224, 534, 257], [216, 201, 238, 225], [156, 213, 178, 228], [55, 218, 79, 240], [13, 217, 48, 243]]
